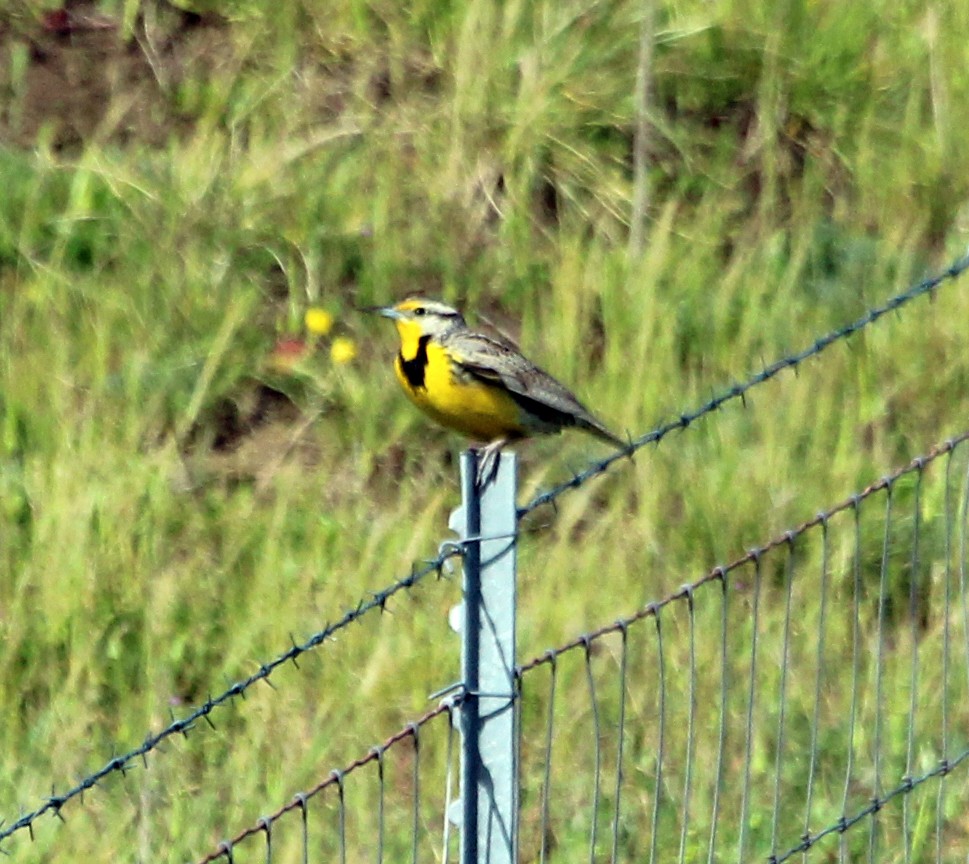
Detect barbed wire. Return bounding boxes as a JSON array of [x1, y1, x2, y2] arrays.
[[516, 428, 969, 673], [520, 250, 969, 517], [515, 427, 969, 863], [0, 547, 462, 848], [187, 426, 969, 864], [4, 253, 967, 852]]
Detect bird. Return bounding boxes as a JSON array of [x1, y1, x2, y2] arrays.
[[368, 297, 625, 485]]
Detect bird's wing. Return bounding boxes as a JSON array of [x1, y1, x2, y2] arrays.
[[446, 331, 596, 419], [446, 329, 625, 447]]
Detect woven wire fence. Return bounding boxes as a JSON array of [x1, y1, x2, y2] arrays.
[[2, 254, 969, 861], [192, 701, 462, 864], [186, 431, 969, 863], [514, 433, 969, 864]]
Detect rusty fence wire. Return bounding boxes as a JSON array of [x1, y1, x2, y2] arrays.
[[187, 430, 969, 863]]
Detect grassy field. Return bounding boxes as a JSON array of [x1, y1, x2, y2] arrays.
[[2, 0, 969, 861]]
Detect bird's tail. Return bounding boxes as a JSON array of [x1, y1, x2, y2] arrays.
[[580, 416, 629, 452]]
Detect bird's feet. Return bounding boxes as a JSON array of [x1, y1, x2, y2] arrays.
[[472, 439, 508, 490]]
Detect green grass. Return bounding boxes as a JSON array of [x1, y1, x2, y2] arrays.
[[2, 0, 969, 860]]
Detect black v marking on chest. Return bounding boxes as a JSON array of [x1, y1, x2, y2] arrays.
[[399, 334, 432, 390]]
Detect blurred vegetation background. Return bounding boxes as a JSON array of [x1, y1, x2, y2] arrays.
[[1, 0, 968, 860]]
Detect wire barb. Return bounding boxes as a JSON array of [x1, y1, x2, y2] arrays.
[[0, 551, 454, 846]]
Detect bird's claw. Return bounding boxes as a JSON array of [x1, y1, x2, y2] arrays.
[[472, 440, 506, 490]]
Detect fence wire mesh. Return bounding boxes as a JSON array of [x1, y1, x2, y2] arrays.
[[192, 700, 461, 864], [514, 432, 969, 863], [0, 547, 461, 850], [2, 253, 969, 861], [187, 430, 969, 863]]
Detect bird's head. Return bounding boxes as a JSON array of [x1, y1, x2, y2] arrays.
[[369, 298, 467, 346]]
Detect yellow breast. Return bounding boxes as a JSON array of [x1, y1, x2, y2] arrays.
[[394, 341, 527, 442]]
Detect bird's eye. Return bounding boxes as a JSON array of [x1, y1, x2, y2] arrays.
[[414, 307, 426, 317]]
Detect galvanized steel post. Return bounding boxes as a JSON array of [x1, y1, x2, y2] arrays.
[[452, 451, 518, 864]]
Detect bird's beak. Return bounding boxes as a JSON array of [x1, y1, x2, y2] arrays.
[[361, 305, 403, 321]]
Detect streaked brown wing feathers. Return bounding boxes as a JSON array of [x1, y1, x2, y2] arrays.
[[445, 331, 593, 419]]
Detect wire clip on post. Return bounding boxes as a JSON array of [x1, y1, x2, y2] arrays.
[[447, 451, 519, 864]]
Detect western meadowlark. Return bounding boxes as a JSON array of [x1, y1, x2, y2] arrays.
[[369, 297, 625, 483]]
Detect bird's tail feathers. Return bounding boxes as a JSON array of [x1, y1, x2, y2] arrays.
[[580, 417, 628, 452]]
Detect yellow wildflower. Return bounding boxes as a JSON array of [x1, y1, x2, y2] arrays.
[[330, 337, 357, 365], [304, 307, 334, 336]]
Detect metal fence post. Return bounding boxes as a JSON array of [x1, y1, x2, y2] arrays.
[[451, 451, 518, 864]]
